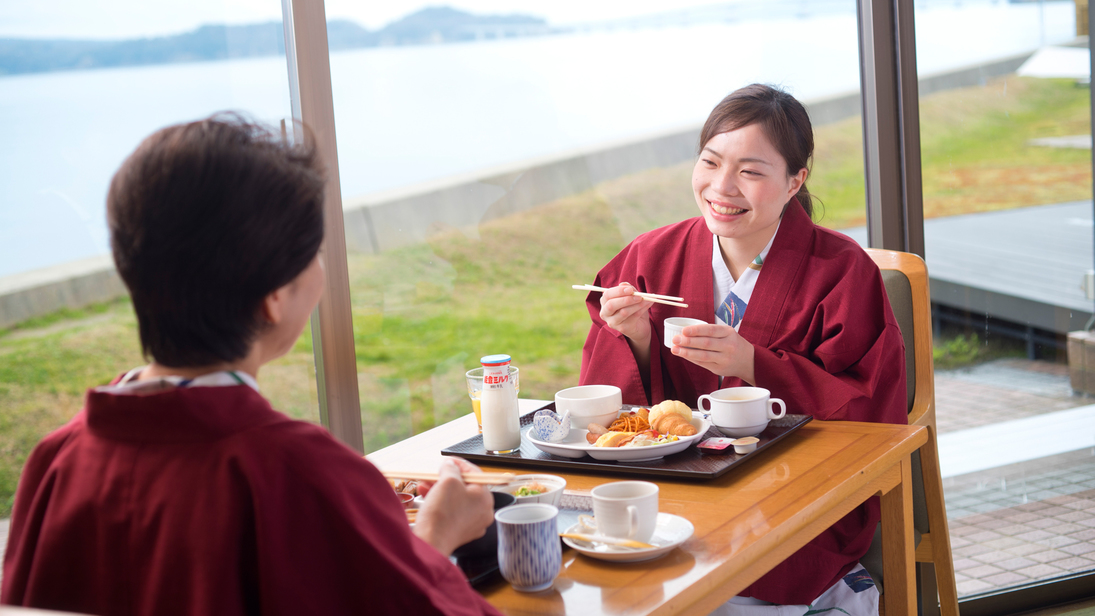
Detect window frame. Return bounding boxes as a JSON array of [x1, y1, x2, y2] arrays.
[[285, 0, 1095, 607], [282, 0, 363, 453]]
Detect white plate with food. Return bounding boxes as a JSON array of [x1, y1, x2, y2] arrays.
[[526, 409, 710, 462], [562, 513, 694, 562]]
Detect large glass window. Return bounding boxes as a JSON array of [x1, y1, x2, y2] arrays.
[[908, 0, 1094, 599], [0, 1, 317, 523], [324, 1, 866, 452]]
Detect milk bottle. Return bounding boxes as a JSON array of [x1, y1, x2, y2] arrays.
[[480, 354, 521, 454]]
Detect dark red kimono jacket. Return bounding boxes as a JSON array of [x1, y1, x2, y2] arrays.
[[2, 383, 502, 616], [580, 202, 907, 604]]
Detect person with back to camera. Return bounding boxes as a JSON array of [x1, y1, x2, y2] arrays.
[[1, 115, 502, 616], [579, 84, 908, 615]]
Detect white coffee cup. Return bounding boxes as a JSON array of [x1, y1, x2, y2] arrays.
[[663, 317, 707, 349], [698, 386, 786, 438], [590, 481, 659, 543]]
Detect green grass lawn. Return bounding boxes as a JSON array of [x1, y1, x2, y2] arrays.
[[0, 75, 1089, 517]]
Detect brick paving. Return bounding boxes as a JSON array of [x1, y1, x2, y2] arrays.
[[947, 490, 1095, 596], [935, 359, 1085, 434], [935, 359, 1095, 597]]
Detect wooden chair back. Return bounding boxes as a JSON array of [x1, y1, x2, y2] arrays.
[[864, 248, 960, 616]]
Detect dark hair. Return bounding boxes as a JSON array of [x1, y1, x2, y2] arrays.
[[107, 114, 326, 367], [698, 84, 815, 218]]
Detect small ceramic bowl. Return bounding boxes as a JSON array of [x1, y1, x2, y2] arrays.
[[664, 317, 707, 349], [495, 474, 566, 507], [731, 436, 760, 454], [396, 492, 415, 508], [532, 409, 571, 442]]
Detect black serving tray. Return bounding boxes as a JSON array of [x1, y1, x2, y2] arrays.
[[442, 403, 812, 480]]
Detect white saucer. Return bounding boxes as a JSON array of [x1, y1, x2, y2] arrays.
[[562, 512, 693, 563]]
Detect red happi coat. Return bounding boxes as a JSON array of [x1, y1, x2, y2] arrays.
[[2, 382, 502, 616], [580, 202, 907, 604]]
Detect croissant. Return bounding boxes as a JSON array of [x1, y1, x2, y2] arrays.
[[649, 400, 691, 427], [650, 413, 697, 436]]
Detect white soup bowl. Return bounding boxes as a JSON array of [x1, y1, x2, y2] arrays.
[[555, 385, 622, 428]]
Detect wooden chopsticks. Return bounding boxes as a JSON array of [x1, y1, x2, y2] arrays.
[[572, 284, 689, 308], [382, 470, 515, 485]]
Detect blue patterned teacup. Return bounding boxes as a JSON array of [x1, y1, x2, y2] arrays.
[[496, 504, 561, 592]]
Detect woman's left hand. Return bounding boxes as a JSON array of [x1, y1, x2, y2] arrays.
[[671, 323, 756, 384]]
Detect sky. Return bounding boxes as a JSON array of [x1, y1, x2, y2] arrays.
[[0, 0, 737, 40]]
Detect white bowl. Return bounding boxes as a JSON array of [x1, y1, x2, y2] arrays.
[[555, 385, 622, 428], [495, 474, 566, 507]]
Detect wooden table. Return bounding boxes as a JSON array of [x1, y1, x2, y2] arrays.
[[369, 401, 927, 616]]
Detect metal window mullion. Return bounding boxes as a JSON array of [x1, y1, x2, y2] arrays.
[[1089, 0, 1095, 325], [894, 0, 924, 257], [858, 0, 926, 258], [281, 0, 364, 453]]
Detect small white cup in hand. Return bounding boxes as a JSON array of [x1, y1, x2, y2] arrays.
[[663, 317, 707, 349], [590, 481, 659, 543], [699, 386, 786, 438]]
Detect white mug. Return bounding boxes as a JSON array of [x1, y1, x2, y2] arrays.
[[589, 481, 659, 543], [698, 387, 786, 438]]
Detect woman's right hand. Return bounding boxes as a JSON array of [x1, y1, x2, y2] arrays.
[[599, 282, 653, 346]]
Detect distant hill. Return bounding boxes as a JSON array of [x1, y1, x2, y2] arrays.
[[0, 7, 549, 76], [371, 6, 548, 46]]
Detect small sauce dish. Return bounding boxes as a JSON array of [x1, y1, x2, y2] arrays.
[[731, 436, 759, 454]]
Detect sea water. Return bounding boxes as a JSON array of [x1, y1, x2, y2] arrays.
[[0, 1, 1077, 278]]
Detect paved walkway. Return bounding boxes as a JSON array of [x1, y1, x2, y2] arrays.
[[844, 201, 1095, 334], [936, 359, 1095, 597]]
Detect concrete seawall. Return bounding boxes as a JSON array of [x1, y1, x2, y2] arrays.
[[0, 51, 1036, 329], [0, 255, 125, 329]]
